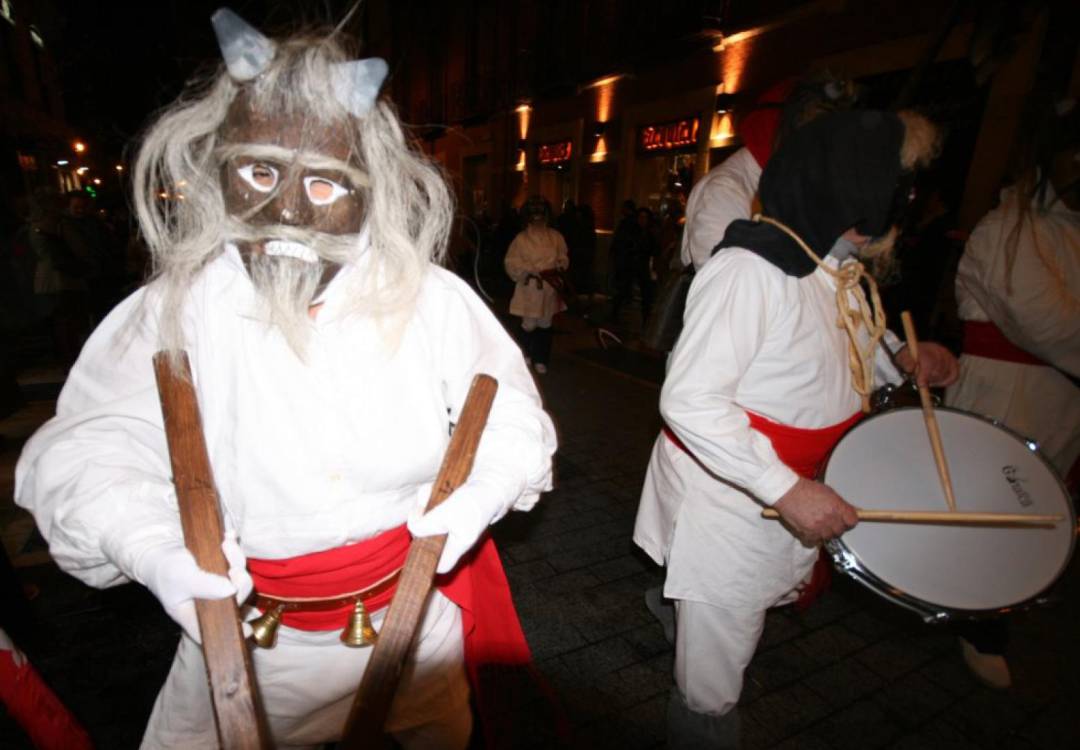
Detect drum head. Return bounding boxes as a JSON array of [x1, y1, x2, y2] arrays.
[[824, 408, 1075, 614]]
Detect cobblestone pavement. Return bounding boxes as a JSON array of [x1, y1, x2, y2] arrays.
[[1, 315, 1078, 749]]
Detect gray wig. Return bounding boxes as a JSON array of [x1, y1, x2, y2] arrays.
[[132, 32, 454, 353]]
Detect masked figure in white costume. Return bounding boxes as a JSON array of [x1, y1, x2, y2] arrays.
[[505, 197, 569, 375], [944, 95, 1079, 689], [634, 111, 957, 748], [16, 10, 555, 749]]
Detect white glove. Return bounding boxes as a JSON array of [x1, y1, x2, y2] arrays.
[[130, 531, 254, 643], [407, 479, 513, 574]]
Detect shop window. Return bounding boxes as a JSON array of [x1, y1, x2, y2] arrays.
[[631, 151, 696, 217]]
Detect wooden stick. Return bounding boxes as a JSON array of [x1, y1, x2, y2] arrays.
[[154, 352, 271, 750], [900, 311, 958, 512], [340, 374, 499, 748], [761, 508, 1062, 526]]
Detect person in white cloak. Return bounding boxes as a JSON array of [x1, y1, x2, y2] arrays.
[[945, 95, 1079, 689], [634, 110, 957, 748], [15, 11, 555, 750], [504, 197, 569, 374]]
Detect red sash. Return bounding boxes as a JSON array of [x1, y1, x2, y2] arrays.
[[0, 646, 93, 750], [962, 320, 1047, 367], [663, 409, 861, 612], [744, 410, 862, 479], [663, 409, 862, 479], [248, 526, 410, 630], [247, 526, 536, 745]]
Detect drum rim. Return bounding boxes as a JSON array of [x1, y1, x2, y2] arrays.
[[823, 405, 1077, 621]]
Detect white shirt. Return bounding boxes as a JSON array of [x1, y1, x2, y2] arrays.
[[947, 185, 1080, 474], [955, 185, 1080, 375], [505, 225, 569, 321], [661, 247, 904, 504], [680, 148, 762, 270], [634, 247, 903, 608], [16, 245, 557, 587]]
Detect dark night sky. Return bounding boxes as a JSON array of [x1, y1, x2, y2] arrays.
[[55, 1, 363, 162]]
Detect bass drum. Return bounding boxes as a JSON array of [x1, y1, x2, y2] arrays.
[[823, 406, 1076, 622]]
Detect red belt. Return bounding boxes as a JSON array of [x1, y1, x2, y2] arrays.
[[246, 523, 538, 747], [962, 320, 1047, 367], [248, 526, 410, 630], [664, 409, 862, 479]]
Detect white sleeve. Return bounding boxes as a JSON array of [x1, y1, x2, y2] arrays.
[[427, 270, 557, 511], [660, 254, 800, 504], [876, 328, 906, 386], [504, 234, 530, 281], [14, 289, 184, 589], [964, 218, 1080, 376]]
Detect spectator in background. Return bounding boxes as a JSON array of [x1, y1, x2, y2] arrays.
[[610, 204, 659, 327], [27, 190, 91, 367], [61, 190, 123, 321], [554, 199, 579, 247], [574, 204, 597, 295], [505, 197, 569, 374]]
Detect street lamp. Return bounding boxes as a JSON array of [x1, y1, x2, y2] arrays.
[[73, 141, 87, 154]]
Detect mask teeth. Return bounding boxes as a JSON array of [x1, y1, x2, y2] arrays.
[[264, 240, 319, 264]]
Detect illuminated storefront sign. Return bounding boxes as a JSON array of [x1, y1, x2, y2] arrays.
[[639, 118, 699, 152], [538, 140, 573, 166]]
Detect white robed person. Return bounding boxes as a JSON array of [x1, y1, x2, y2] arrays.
[[943, 94, 1079, 689], [633, 110, 958, 748], [15, 11, 555, 750], [504, 197, 569, 374]]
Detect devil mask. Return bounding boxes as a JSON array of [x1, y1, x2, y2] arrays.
[[132, 8, 453, 358]]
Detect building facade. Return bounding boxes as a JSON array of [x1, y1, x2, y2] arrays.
[[359, 0, 1076, 276]]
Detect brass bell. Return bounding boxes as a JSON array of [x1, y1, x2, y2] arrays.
[[250, 604, 286, 649], [340, 599, 378, 647]]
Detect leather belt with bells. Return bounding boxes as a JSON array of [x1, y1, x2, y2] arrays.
[[249, 567, 402, 649]]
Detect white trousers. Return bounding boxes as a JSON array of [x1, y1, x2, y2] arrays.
[[141, 590, 471, 750], [673, 599, 766, 716]]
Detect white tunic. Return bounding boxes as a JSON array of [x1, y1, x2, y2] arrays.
[[680, 148, 762, 270], [634, 248, 903, 610], [16, 244, 556, 745], [946, 186, 1080, 476], [505, 226, 569, 321]]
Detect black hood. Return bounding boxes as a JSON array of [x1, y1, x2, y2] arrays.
[[716, 110, 907, 277]]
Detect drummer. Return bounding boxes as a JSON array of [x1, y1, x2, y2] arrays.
[[633, 110, 959, 748]]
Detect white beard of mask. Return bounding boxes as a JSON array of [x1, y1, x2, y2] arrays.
[[226, 219, 365, 358]]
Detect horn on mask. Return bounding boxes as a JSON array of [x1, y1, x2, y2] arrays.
[[331, 58, 389, 118], [211, 7, 275, 81]]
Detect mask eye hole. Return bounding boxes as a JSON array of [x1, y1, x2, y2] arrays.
[[237, 163, 279, 193], [304, 176, 349, 206]]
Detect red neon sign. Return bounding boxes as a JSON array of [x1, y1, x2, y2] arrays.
[[639, 118, 699, 152], [538, 140, 573, 165]]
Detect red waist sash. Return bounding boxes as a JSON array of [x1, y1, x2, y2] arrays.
[[246, 525, 536, 746], [248, 526, 410, 630], [962, 320, 1047, 366], [663, 409, 862, 479]]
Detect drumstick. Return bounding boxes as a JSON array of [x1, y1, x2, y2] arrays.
[[761, 508, 1062, 526], [900, 311, 958, 512]]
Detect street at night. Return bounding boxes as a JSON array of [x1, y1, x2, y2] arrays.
[[1, 1, 1078, 748]]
